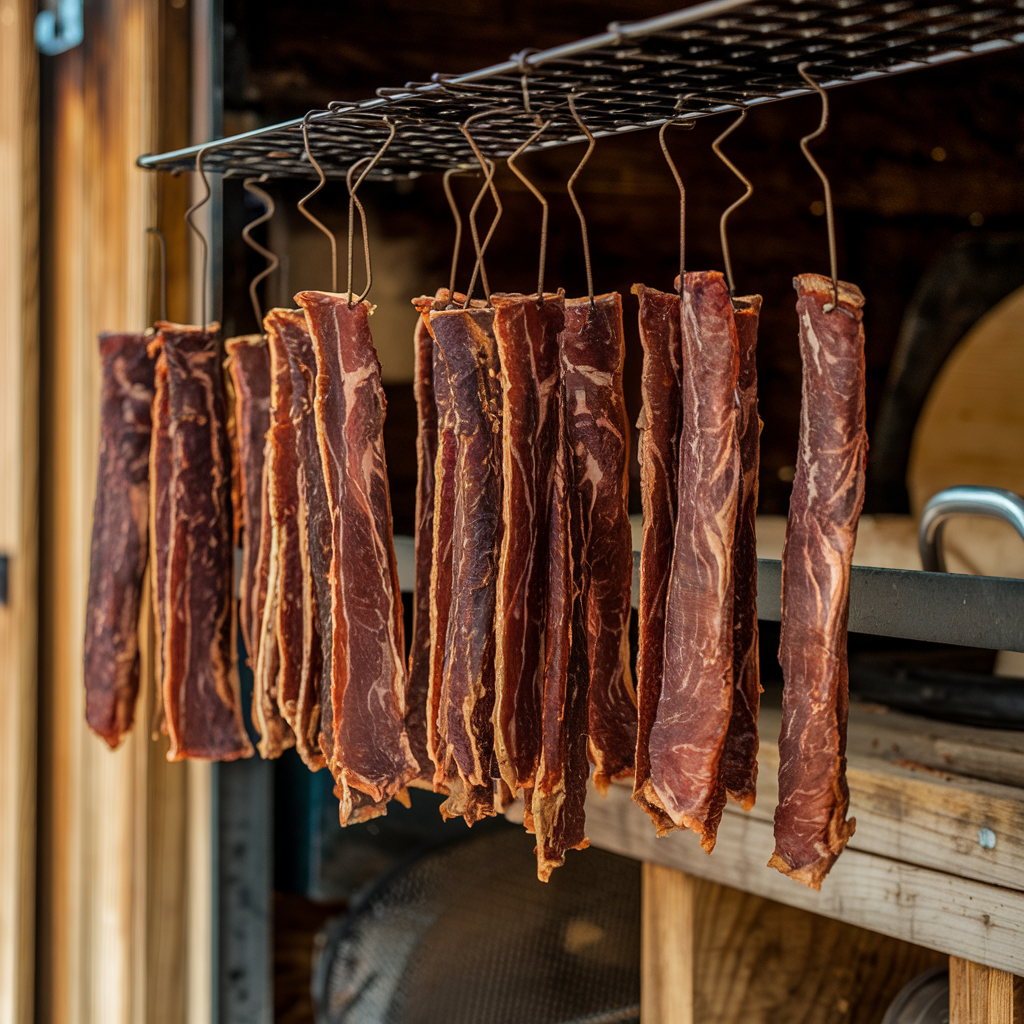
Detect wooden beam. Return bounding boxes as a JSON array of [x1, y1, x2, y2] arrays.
[[642, 864, 694, 1024], [0, 2, 39, 1024], [950, 958, 1024, 1024]]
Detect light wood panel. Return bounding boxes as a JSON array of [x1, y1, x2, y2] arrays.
[[641, 864, 694, 1024], [37, 1, 197, 1022], [0, 2, 39, 1024], [950, 958, 1024, 1024]]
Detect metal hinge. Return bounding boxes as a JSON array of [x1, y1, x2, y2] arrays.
[[35, 0, 83, 55]]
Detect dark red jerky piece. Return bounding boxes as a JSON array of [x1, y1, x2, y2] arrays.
[[407, 291, 445, 783], [770, 274, 866, 890], [650, 271, 740, 850], [224, 335, 271, 666], [280, 313, 330, 771], [720, 296, 763, 811], [297, 291, 416, 821], [560, 293, 635, 794], [429, 304, 502, 824], [491, 291, 565, 794], [149, 343, 171, 732], [630, 284, 683, 834], [158, 322, 253, 762], [84, 332, 156, 748], [532, 405, 591, 881]]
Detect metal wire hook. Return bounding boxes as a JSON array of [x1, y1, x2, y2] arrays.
[[507, 118, 553, 302], [146, 227, 167, 324], [711, 107, 753, 302], [658, 116, 695, 296], [242, 175, 279, 330], [299, 111, 338, 293], [567, 92, 596, 308], [345, 117, 397, 306], [442, 168, 463, 299], [797, 62, 840, 314], [184, 145, 214, 333], [460, 109, 504, 307]]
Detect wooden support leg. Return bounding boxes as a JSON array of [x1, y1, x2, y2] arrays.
[[641, 862, 694, 1024], [950, 957, 1024, 1024]]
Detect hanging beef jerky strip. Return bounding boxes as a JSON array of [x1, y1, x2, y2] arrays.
[[719, 295, 763, 810], [650, 271, 740, 851], [532, 402, 591, 881], [279, 311, 329, 771], [770, 274, 866, 890], [407, 291, 446, 783], [224, 335, 271, 666], [630, 284, 682, 834], [149, 342, 171, 732], [158, 322, 253, 761], [429, 304, 503, 824], [560, 292, 635, 793], [297, 291, 416, 819], [491, 291, 565, 794], [84, 332, 156, 748]]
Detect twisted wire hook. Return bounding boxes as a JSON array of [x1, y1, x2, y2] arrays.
[[184, 146, 214, 332], [567, 92, 596, 307], [298, 111, 338, 292], [442, 168, 464, 299], [146, 227, 167, 324], [345, 118, 397, 305], [711, 107, 753, 301], [798, 62, 840, 313], [658, 115, 695, 296], [507, 118, 553, 302], [241, 175, 279, 330], [460, 110, 504, 307]]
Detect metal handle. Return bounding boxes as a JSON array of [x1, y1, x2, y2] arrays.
[[918, 485, 1024, 572]]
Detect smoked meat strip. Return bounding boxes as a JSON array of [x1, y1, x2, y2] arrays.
[[532, 392, 591, 880], [158, 322, 253, 762], [630, 284, 682, 834], [649, 271, 740, 850], [280, 311, 329, 771], [149, 342, 171, 731], [84, 332, 156, 748], [491, 291, 565, 794], [224, 334, 271, 666], [719, 295, 763, 810], [296, 291, 416, 822], [560, 292, 635, 794], [429, 304, 502, 824], [770, 274, 866, 890]]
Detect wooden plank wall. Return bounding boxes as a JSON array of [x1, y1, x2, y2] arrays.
[[36, 1, 196, 1022], [0, 2, 39, 1024]]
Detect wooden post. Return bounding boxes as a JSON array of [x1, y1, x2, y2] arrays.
[[0, 3, 39, 1024], [950, 958, 1024, 1024], [642, 862, 695, 1024]]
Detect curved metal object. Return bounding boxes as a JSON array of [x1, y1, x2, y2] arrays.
[[241, 175, 278, 329], [567, 92, 596, 307], [918, 485, 1024, 572], [658, 116, 694, 294], [710, 107, 752, 301]]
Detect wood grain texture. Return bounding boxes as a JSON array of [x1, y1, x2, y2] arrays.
[[0, 3, 39, 1023], [37, 1, 198, 1023], [950, 958, 1024, 1024], [641, 864, 694, 1024]]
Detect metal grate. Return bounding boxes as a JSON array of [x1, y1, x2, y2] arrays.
[[138, 0, 1024, 179]]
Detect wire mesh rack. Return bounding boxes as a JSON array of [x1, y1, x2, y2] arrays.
[[137, 0, 1024, 179]]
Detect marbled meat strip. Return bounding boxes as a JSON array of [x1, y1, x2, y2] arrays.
[[429, 304, 503, 824], [649, 271, 740, 850], [279, 311, 330, 771], [224, 334, 271, 666], [149, 342, 171, 732], [630, 284, 682, 834], [769, 274, 866, 890], [491, 291, 565, 794], [532, 398, 591, 880], [158, 322, 253, 761], [297, 291, 416, 822], [719, 296, 763, 810], [560, 293, 635, 794], [84, 332, 156, 748]]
